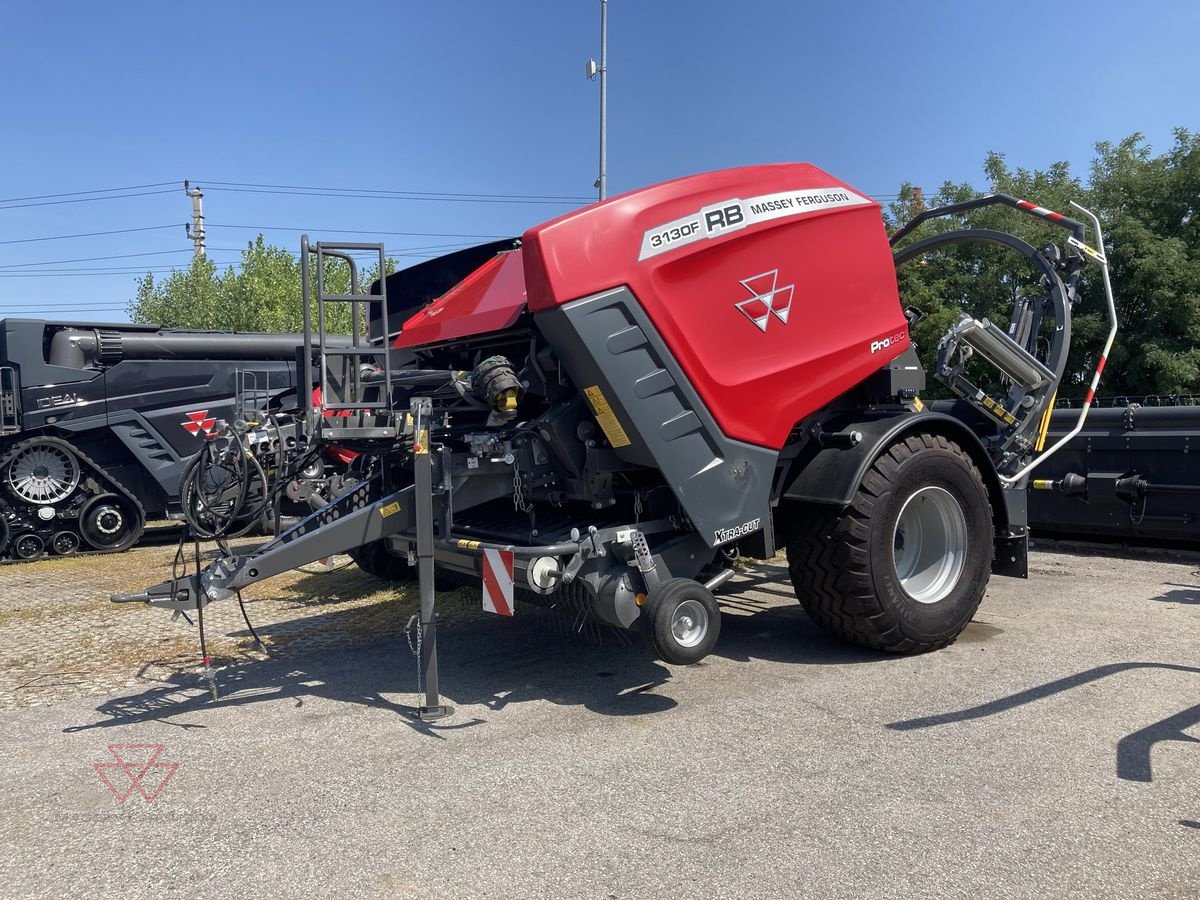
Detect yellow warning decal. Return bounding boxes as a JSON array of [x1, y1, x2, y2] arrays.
[[456, 539, 482, 550], [414, 428, 430, 455], [980, 394, 1018, 426], [582, 385, 632, 448], [912, 395, 924, 412], [1031, 479, 1055, 491], [378, 501, 402, 518]]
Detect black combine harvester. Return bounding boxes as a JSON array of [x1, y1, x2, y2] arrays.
[[0, 319, 349, 561]]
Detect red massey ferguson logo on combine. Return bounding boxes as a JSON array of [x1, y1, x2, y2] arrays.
[[734, 269, 794, 332], [181, 410, 217, 436]]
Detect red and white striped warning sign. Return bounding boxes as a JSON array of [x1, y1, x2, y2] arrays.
[[481, 548, 514, 616]]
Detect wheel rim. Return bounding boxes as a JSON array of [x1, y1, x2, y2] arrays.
[[14, 533, 43, 559], [671, 598, 709, 648], [7, 443, 80, 505], [80, 494, 136, 550], [892, 486, 968, 605], [51, 531, 80, 555]]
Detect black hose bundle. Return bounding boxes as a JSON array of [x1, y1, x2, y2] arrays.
[[178, 427, 270, 540]]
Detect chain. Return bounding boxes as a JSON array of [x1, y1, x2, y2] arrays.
[[512, 466, 532, 513], [404, 613, 423, 700], [633, 489, 643, 523]]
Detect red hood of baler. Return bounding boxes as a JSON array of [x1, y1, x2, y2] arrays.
[[390, 247, 528, 349]]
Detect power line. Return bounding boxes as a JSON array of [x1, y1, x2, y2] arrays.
[[0, 182, 177, 204], [0, 249, 195, 269], [199, 179, 592, 202], [0, 224, 182, 246], [207, 223, 506, 240], [0, 236, 482, 270], [202, 186, 585, 206], [0, 189, 178, 211], [1, 299, 132, 307], [0, 243, 478, 277]]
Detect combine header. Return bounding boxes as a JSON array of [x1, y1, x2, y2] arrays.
[[115, 163, 1117, 718]]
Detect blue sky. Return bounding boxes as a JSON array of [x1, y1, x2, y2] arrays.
[[1, 0, 1196, 321]]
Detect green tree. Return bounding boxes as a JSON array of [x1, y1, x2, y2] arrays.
[[888, 131, 1200, 400], [129, 236, 397, 334]]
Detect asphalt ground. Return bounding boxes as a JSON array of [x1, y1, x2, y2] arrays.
[[0, 543, 1197, 899]]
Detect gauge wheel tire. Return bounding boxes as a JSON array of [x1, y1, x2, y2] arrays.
[[50, 530, 81, 556], [784, 432, 993, 653], [12, 532, 44, 560], [79, 493, 143, 552], [640, 577, 721, 666]]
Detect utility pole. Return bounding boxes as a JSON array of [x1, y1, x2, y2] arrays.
[[184, 180, 205, 258], [586, 0, 608, 201]]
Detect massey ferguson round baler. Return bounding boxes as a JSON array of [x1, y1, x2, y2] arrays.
[[116, 163, 1117, 718]]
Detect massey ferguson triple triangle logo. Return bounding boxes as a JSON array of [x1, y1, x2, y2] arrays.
[[181, 410, 217, 436], [734, 269, 793, 332]]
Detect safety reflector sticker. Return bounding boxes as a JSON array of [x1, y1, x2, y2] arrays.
[[482, 548, 514, 617], [582, 385, 632, 448], [638, 186, 873, 261]]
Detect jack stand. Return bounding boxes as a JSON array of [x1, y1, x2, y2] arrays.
[[410, 397, 453, 722]]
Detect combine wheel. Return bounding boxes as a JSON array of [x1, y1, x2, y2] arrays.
[[13, 533, 44, 560], [6, 440, 81, 505], [51, 530, 81, 555], [79, 493, 142, 551], [640, 577, 721, 665], [0, 517, 9, 557], [784, 432, 992, 653]]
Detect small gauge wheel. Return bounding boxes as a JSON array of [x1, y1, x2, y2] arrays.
[[50, 530, 81, 555], [13, 533, 45, 560]]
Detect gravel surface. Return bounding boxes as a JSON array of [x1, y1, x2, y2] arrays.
[[0, 537, 479, 709], [0, 542, 1196, 898]]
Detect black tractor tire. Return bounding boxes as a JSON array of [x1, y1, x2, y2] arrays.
[[784, 432, 992, 653], [348, 539, 416, 582], [641, 577, 721, 665]]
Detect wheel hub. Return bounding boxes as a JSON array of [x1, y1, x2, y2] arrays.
[[892, 486, 968, 605], [671, 598, 709, 648], [96, 508, 123, 534], [7, 443, 81, 505]]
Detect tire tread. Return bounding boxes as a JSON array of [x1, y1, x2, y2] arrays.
[[784, 433, 988, 653]]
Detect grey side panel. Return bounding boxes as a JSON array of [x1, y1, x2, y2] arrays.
[[535, 287, 776, 549], [108, 415, 187, 498]]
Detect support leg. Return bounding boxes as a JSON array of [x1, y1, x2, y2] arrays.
[[412, 397, 452, 721]]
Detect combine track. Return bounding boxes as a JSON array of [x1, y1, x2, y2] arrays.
[[0, 436, 146, 563]]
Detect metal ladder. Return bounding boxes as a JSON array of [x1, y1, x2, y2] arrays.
[[300, 236, 399, 441]]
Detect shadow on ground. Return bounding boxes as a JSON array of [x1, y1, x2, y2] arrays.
[[64, 565, 897, 736], [888, 660, 1200, 783], [1151, 584, 1200, 605]]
